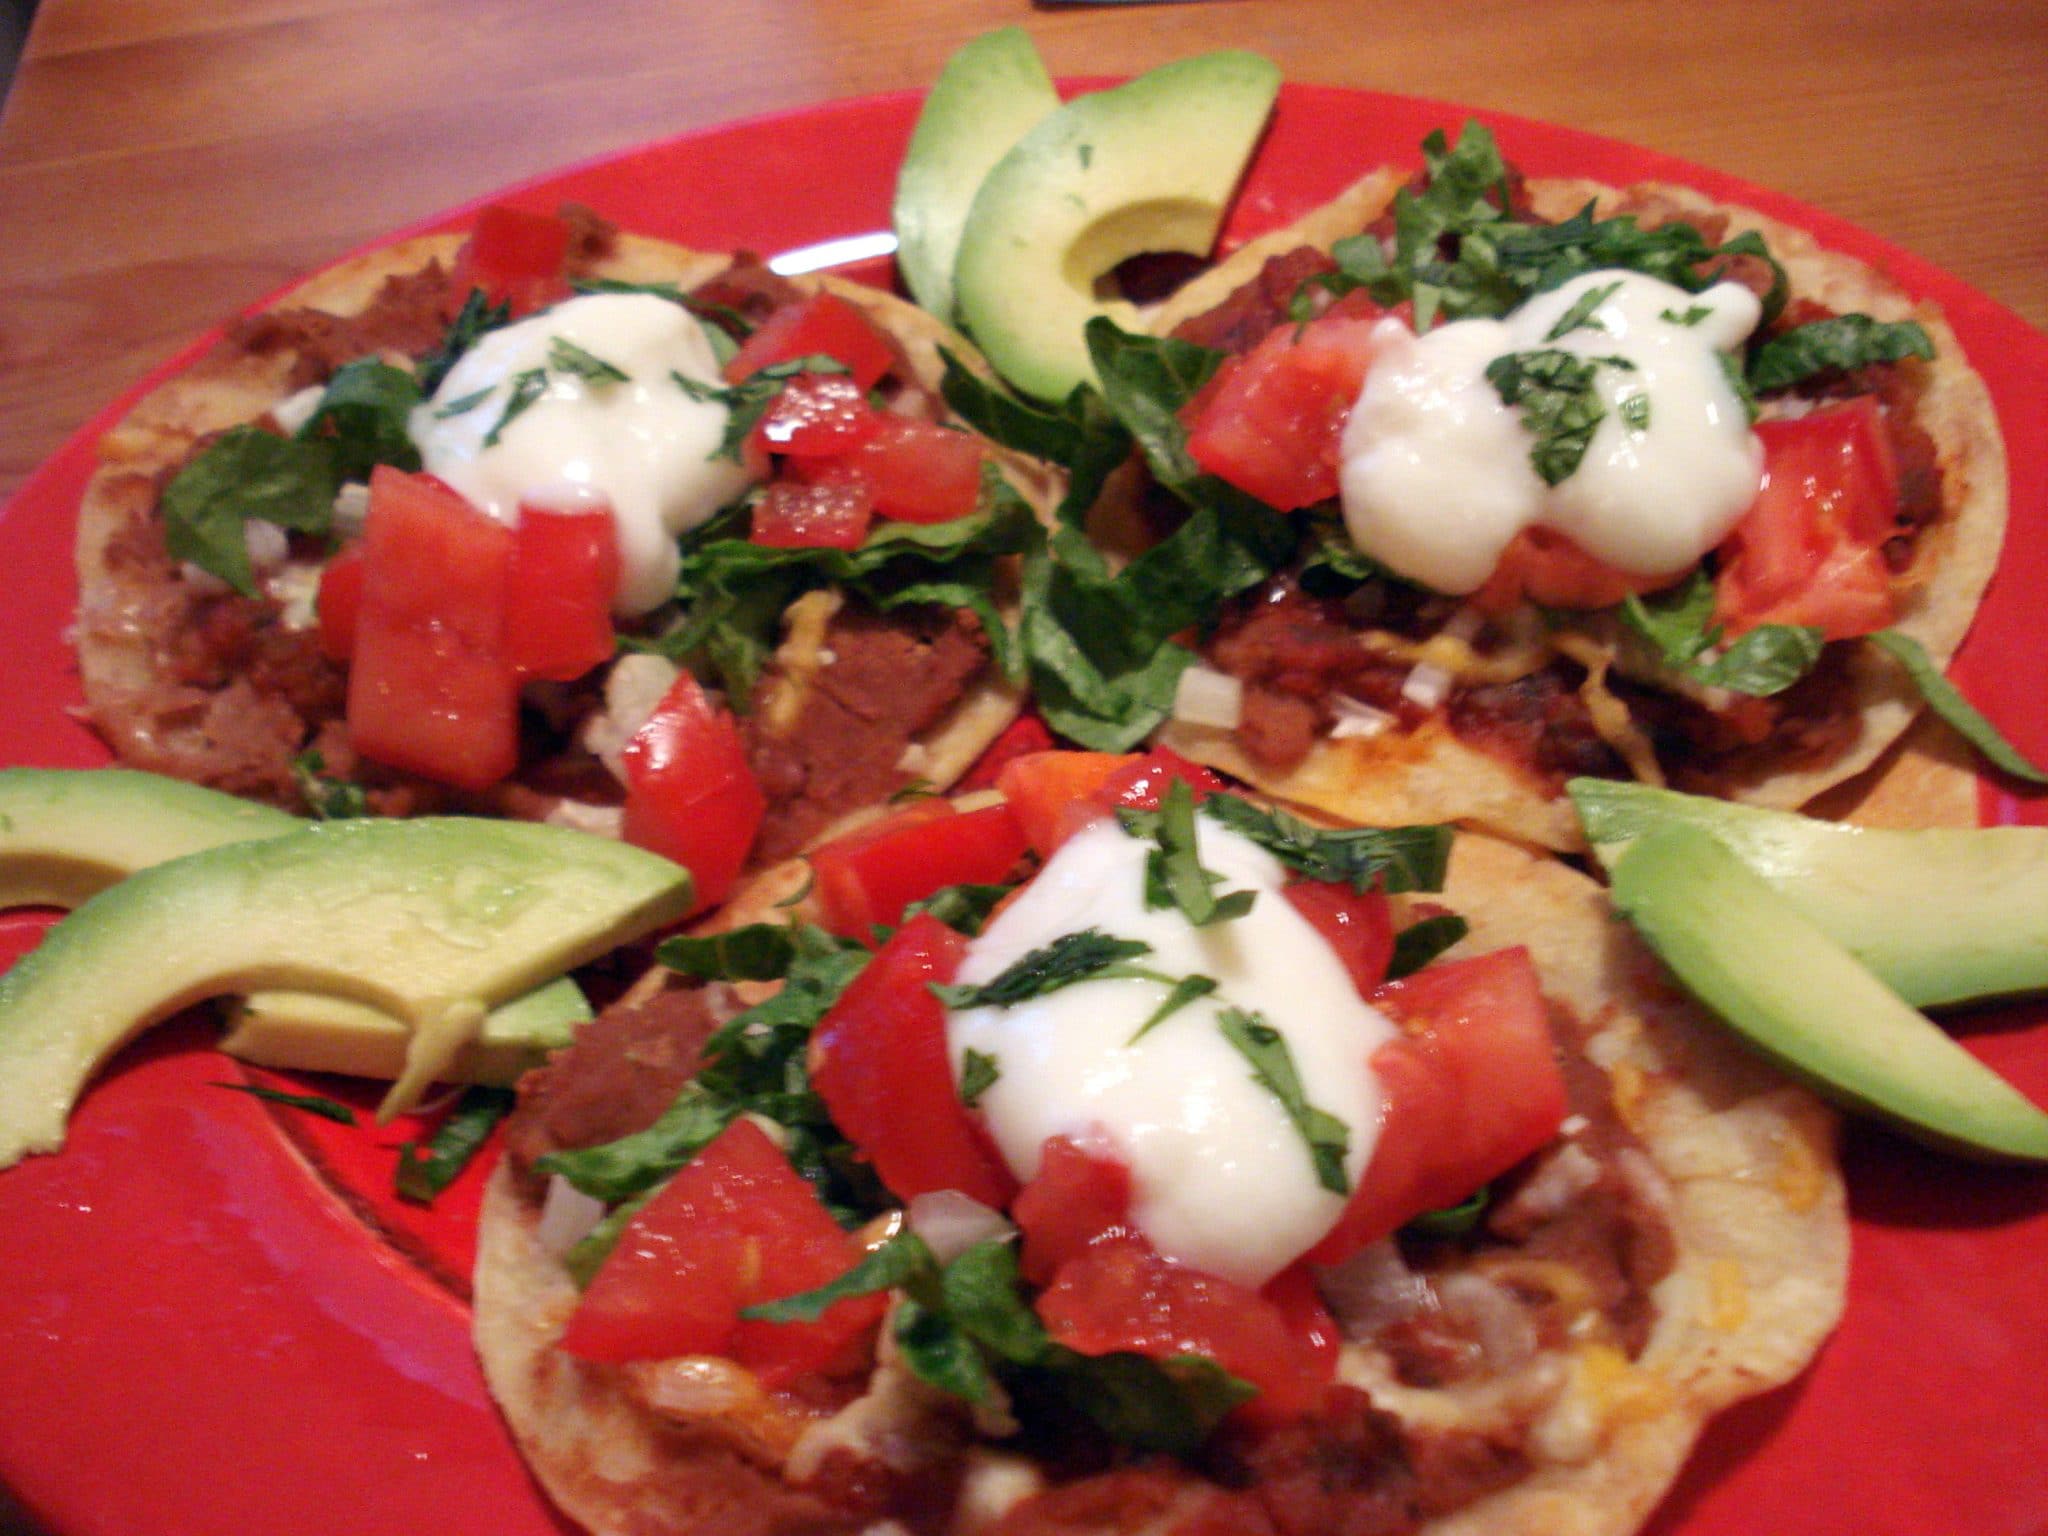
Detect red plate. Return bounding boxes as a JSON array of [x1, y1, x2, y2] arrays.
[[2, 86, 2045, 1536]]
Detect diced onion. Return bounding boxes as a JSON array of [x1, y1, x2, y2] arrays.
[[536, 1173, 608, 1257], [1330, 694, 1395, 740], [268, 383, 327, 436], [906, 1190, 1015, 1264], [1314, 1239, 1437, 1340], [244, 518, 290, 572], [580, 653, 682, 783], [1400, 605, 1485, 710], [1171, 664, 1244, 730], [331, 481, 372, 538]]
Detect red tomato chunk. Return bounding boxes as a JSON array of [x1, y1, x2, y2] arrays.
[[559, 1118, 884, 1385], [620, 671, 766, 914]]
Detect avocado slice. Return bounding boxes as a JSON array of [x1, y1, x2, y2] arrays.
[[0, 816, 692, 1165], [0, 767, 592, 1083], [218, 976, 589, 1086], [953, 50, 1280, 400], [1611, 824, 2048, 1161], [0, 767, 300, 908], [1571, 778, 2048, 1008], [892, 27, 1058, 320]]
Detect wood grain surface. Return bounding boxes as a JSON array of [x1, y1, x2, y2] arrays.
[[0, 0, 2042, 505]]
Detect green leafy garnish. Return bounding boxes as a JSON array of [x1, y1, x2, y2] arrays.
[[1126, 974, 1219, 1043], [1485, 347, 1634, 486], [1620, 572, 1824, 696], [416, 288, 513, 396], [1544, 279, 1621, 341], [538, 925, 873, 1213], [932, 929, 1154, 1009], [1118, 780, 1256, 927], [212, 1082, 357, 1126], [1404, 1185, 1489, 1237], [395, 1086, 514, 1203], [160, 427, 339, 596], [740, 1230, 937, 1324], [547, 336, 630, 384], [900, 881, 1019, 938], [1201, 794, 1454, 892], [1662, 304, 1713, 327], [655, 922, 806, 982], [1386, 913, 1470, 980], [1748, 316, 1935, 393], [298, 359, 424, 483], [1871, 630, 2048, 785], [1217, 1008, 1350, 1194], [959, 1049, 1000, 1108], [290, 751, 370, 820], [483, 368, 549, 447], [666, 464, 1039, 703]]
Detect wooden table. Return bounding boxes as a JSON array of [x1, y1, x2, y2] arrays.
[[0, 0, 2042, 508]]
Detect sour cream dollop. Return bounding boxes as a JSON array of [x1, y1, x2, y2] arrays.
[[409, 292, 750, 616], [1338, 270, 1763, 593], [945, 813, 1396, 1288]]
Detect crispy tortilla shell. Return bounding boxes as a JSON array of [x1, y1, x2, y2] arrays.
[[1153, 173, 2007, 850], [471, 830, 1846, 1535]]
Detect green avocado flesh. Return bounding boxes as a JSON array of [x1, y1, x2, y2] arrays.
[[0, 815, 693, 1165], [0, 768, 594, 1087], [1611, 824, 2048, 1162], [892, 26, 1058, 320], [953, 49, 1280, 400], [0, 767, 300, 908], [1571, 778, 2048, 1008]]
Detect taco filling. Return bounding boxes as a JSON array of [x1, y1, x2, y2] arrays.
[[76, 205, 1047, 901], [474, 749, 1845, 1535]]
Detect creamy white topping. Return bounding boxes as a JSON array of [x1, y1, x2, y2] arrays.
[[408, 292, 750, 616], [1339, 270, 1763, 594], [946, 813, 1395, 1288]]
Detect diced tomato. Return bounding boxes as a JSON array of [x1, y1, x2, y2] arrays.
[[959, 714, 1056, 794], [995, 748, 1225, 860], [346, 468, 520, 790], [810, 801, 1030, 939], [1280, 881, 1395, 995], [750, 464, 875, 550], [449, 205, 572, 317], [851, 416, 987, 524], [501, 503, 618, 682], [1305, 946, 1567, 1266], [810, 913, 1018, 1209], [620, 672, 765, 913], [1473, 526, 1680, 614], [315, 546, 365, 663], [558, 1118, 884, 1384], [1183, 309, 1388, 511], [1012, 1135, 1135, 1284], [1036, 1233, 1334, 1419], [724, 291, 899, 391], [749, 373, 884, 460], [1713, 396, 1901, 641]]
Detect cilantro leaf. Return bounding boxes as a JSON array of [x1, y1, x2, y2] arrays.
[[395, 1086, 514, 1204], [291, 751, 370, 820], [655, 922, 806, 981], [1871, 630, 2048, 785], [740, 1230, 938, 1324], [1486, 347, 1633, 486], [1216, 1008, 1351, 1195], [1386, 913, 1470, 979], [1118, 780, 1256, 927], [1200, 794, 1454, 892], [212, 1081, 357, 1125], [160, 426, 340, 596], [1748, 316, 1935, 393], [959, 1049, 1000, 1107], [298, 359, 423, 483], [1620, 572, 1824, 696], [932, 929, 1154, 1010], [416, 288, 513, 396], [547, 336, 630, 384], [1126, 974, 1220, 1043], [483, 368, 549, 447]]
